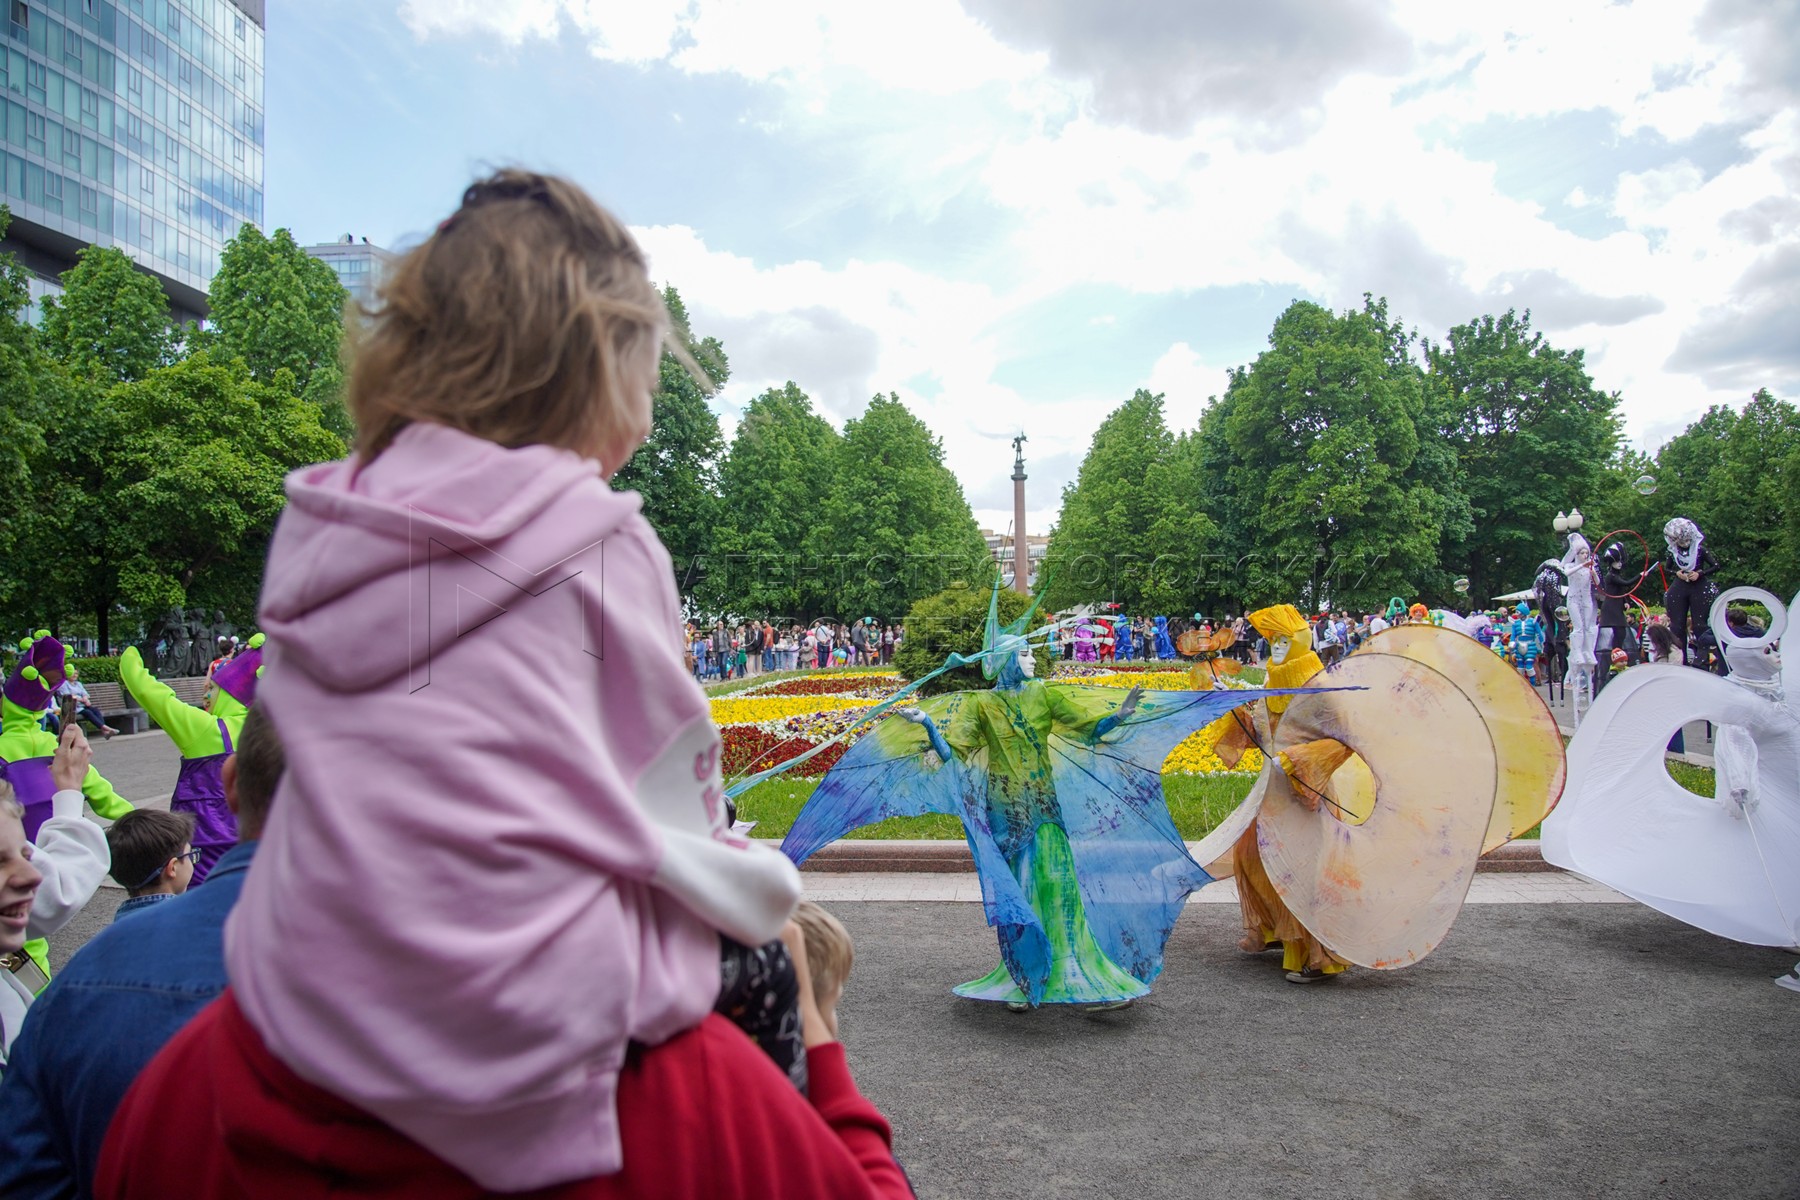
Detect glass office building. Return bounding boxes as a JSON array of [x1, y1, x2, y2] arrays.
[[304, 234, 394, 311], [1, 0, 264, 324]]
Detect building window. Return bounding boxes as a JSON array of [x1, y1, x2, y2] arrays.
[[80, 86, 98, 122], [177, 57, 192, 88], [164, 134, 177, 166], [167, 7, 182, 36], [62, 125, 80, 167], [9, 2, 26, 33], [128, 66, 143, 98], [234, 15, 244, 39], [63, 27, 83, 68], [140, 162, 153, 195], [44, 170, 63, 206], [26, 59, 45, 104], [24, 109, 44, 155], [79, 183, 97, 223], [177, 100, 190, 127], [127, 112, 144, 147], [234, 54, 245, 84]]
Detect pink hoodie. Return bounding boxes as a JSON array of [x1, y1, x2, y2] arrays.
[[225, 422, 802, 1191]]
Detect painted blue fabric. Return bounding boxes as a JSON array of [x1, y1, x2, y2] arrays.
[[783, 684, 1303, 1001]]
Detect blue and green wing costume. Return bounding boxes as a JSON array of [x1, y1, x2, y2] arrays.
[[783, 682, 1294, 1005]]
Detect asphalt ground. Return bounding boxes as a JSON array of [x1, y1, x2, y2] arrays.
[[832, 902, 1799, 1200], [57, 729, 1800, 1198]]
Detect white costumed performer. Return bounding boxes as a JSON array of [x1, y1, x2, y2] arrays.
[[1544, 587, 1800, 960], [1561, 530, 1599, 720]]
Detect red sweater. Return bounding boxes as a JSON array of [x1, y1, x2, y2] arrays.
[[97, 991, 912, 1200]]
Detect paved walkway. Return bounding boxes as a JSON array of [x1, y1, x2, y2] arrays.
[[836, 901, 1800, 1200]]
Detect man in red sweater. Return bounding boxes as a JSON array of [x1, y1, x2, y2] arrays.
[[98, 928, 911, 1199]]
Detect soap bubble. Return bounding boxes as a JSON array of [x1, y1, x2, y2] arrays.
[[1453, 577, 1470, 594], [1634, 474, 1658, 496]]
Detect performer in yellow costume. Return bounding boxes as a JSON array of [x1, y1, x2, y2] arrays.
[[1202, 609, 1565, 986], [1215, 605, 1349, 982]]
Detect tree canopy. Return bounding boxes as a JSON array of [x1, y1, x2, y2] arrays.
[[1426, 309, 1622, 603], [815, 393, 991, 620], [612, 286, 727, 595], [1042, 390, 1213, 613], [39, 246, 173, 384], [1211, 298, 1449, 611], [705, 381, 841, 621]]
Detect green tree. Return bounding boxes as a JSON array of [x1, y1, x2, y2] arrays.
[[1218, 299, 1446, 611], [201, 225, 351, 436], [39, 246, 172, 383], [0, 207, 47, 621], [707, 381, 840, 620], [893, 580, 1050, 695], [1043, 390, 1214, 614], [16, 353, 343, 648], [1425, 309, 1622, 604], [612, 286, 726, 599], [813, 393, 990, 620]]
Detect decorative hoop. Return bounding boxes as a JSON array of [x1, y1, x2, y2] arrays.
[[1710, 586, 1786, 650]]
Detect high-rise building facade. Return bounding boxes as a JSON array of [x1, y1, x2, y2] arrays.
[[303, 234, 394, 310], [1, 0, 264, 324]]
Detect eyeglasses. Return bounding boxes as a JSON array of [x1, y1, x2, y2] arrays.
[[127, 848, 203, 891]]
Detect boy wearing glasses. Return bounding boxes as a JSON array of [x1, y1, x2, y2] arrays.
[[105, 812, 196, 923]]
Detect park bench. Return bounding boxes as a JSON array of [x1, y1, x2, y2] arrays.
[[84, 676, 212, 736]]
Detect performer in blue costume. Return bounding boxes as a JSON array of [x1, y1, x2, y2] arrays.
[[780, 579, 1317, 1008], [1153, 615, 1177, 660]]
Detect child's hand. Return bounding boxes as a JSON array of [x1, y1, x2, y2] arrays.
[[51, 723, 92, 792], [779, 918, 837, 1048]]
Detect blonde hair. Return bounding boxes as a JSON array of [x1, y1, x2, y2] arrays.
[[347, 169, 669, 464], [792, 900, 854, 1004]]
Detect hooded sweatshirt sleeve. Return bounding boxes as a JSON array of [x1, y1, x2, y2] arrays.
[[27, 790, 110, 939]]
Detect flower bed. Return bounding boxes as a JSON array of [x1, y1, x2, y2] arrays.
[[712, 669, 1261, 782]]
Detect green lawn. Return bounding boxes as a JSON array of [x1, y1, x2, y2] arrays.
[[737, 758, 1720, 843], [736, 772, 1258, 841]]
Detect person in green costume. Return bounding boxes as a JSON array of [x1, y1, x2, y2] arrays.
[[0, 632, 131, 983], [118, 635, 263, 885], [780, 580, 1301, 1009]]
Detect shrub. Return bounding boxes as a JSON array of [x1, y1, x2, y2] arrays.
[[894, 582, 1052, 696], [67, 655, 122, 683]]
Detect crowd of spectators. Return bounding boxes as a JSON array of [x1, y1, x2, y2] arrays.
[[687, 619, 903, 681]]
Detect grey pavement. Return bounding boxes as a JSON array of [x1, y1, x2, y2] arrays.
[[87, 728, 181, 811], [52, 728, 1800, 1199], [833, 902, 1799, 1200]]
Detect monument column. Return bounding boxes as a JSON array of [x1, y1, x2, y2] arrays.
[[1011, 434, 1029, 593]]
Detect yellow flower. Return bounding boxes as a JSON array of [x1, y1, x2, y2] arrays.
[[1160, 713, 1264, 775], [1084, 671, 1194, 691], [709, 694, 876, 724]]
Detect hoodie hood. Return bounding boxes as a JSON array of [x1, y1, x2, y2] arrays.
[[259, 423, 643, 694]]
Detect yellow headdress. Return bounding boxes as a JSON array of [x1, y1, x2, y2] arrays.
[[1248, 605, 1310, 641]]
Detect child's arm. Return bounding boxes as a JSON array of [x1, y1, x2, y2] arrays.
[[27, 728, 111, 940], [118, 647, 219, 753]]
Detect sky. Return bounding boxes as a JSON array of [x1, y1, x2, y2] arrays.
[[269, 0, 1800, 535]]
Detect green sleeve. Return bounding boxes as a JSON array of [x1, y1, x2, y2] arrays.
[[119, 647, 222, 755], [1045, 684, 1116, 740], [80, 764, 134, 820]]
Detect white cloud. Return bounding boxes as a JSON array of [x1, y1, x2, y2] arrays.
[[397, 0, 1799, 493]]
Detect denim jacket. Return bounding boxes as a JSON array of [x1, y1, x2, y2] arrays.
[[0, 840, 255, 1200]]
